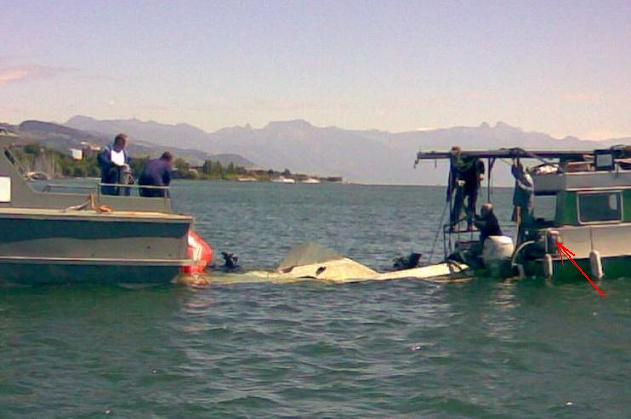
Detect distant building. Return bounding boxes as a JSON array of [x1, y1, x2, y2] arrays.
[[70, 148, 83, 160], [70, 142, 101, 160]]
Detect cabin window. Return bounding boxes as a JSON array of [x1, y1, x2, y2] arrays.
[[578, 192, 622, 223]]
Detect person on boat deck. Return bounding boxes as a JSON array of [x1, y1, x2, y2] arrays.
[[447, 146, 485, 232], [511, 160, 534, 242], [474, 203, 503, 244], [98, 133, 132, 196], [139, 152, 173, 198]]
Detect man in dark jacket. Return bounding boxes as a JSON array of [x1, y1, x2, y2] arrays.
[[447, 147, 485, 231], [98, 134, 132, 195], [139, 152, 174, 197]]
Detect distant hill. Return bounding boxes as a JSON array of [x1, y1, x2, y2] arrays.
[[17, 120, 109, 151], [67, 115, 210, 150], [66, 115, 627, 185], [1, 120, 254, 168]]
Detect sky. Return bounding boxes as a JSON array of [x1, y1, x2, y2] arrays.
[[1, 0, 630, 139]]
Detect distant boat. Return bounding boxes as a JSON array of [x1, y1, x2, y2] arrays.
[[271, 176, 296, 184], [301, 178, 321, 184], [237, 176, 257, 182]]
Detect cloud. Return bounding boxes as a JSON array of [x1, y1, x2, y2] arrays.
[[0, 64, 74, 86], [562, 92, 602, 105], [77, 74, 122, 82], [583, 129, 627, 140]]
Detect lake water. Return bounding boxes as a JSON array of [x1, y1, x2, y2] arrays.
[[1, 182, 629, 417]]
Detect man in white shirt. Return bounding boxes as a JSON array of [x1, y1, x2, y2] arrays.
[[98, 133, 132, 195]]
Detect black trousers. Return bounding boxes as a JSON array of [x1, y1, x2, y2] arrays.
[[139, 187, 167, 198], [451, 188, 479, 228]]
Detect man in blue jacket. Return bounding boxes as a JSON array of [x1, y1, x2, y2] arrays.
[[98, 133, 132, 195], [139, 152, 174, 197]]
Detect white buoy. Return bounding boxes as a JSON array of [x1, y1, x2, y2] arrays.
[[590, 250, 604, 279], [482, 236, 514, 277]]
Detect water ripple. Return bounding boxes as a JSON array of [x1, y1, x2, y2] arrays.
[[0, 184, 628, 417]]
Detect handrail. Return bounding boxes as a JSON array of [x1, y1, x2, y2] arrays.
[[98, 183, 170, 190], [442, 222, 516, 235], [42, 183, 96, 192], [41, 182, 170, 192], [41, 181, 171, 205], [97, 182, 171, 204], [441, 221, 518, 260]]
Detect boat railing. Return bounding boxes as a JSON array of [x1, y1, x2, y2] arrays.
[[41, 183, 97, 193], [40, 181, 171, 201], [442, 222, 517, 259]]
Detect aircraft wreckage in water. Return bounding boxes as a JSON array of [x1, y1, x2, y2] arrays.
[[216, 242, 472, 284]]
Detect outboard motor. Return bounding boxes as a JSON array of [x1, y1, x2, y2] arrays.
[[482, 236, 514, 277], [221, 252, 240, 271], [392, 252, 422, 270]]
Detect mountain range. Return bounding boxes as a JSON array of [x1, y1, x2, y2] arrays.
[[66, 116, 628, 185], [1, 120, 254, 168]]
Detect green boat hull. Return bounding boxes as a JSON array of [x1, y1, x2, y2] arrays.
[[0, 263, 182, 286], [0, 211, 192, 285], [525, 255, 631, 281]]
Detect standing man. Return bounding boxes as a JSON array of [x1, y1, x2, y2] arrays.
[[139, 152, 174, 197], [511, 160, 534, 242], [98, 133, 132, 195], [447, 146, 485, 232]]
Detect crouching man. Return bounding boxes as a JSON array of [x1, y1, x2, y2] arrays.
[[474, 203, 503, 245], [139, 152, 174, 197]]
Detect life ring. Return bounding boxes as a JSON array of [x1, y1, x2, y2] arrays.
[[182, 230, 213, 275]]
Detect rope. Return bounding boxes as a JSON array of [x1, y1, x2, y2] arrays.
[[63, 193, 113, 213], [427, 199, 449, 264]]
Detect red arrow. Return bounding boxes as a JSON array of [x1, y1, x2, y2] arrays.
[[556, 242, 606, 298]]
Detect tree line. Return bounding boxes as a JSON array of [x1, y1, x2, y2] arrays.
[[11, 145, 250, 180]]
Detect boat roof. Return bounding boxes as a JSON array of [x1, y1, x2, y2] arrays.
[[415, 148, 595, 161], [0, 207, 192, 222], [415, 147, 631, 193]]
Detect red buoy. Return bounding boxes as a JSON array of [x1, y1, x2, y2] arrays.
[[182, 230, 213, 275]]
